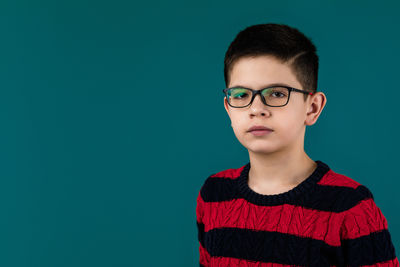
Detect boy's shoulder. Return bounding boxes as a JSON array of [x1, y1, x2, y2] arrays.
[[318, 167, 375, 212], [210, 164, 246, 179], [198, 163, 247, 201], [321, 168, 374, 197]]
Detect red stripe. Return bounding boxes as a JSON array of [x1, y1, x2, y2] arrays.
[[316, 169, 361, 188], [210, 165, 244, 179], [211, 164, 362, 190], [340, 198, 389, 240], [202, 255, 399, 267], [360, 258, 400, 267], [200, 197, 342, 246], [199, 241, 211, 266]]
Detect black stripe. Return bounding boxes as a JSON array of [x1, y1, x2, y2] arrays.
[[341, 228, 397, 266], [200, 175, 373, 212], [200, 176, 238, 203], [202, 227, 398, 266], [203, 227, 343, 266], [197, 220, 205, 248]]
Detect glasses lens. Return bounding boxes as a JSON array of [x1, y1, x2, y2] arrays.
[[262, 87, 289, 106], [227, 87, 289, 107], [227, 87, 252, 107]]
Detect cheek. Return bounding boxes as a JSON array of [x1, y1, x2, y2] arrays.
[[230, 116, 247, 140], [231, 119, 244, 136], [275, 113, 301, 130], [274, 114, 305, 143]]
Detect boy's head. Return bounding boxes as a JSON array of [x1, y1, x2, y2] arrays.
[[224, 23, 318, 101], [223, 23, 327, 156]]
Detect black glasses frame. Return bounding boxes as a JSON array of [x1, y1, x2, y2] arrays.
[[222, 85, 314, 108]]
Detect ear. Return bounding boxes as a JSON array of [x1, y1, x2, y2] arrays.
[[305, 92, 327, 126], [224, 97, 233, 126], [224, 97, 230, 116]]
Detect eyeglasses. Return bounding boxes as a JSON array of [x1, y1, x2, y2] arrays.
[[222, 85, 313, 108]]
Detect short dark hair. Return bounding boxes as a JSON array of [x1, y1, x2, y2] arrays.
[[224, 23, 318, 101]]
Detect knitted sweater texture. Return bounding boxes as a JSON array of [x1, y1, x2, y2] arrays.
[[196, 160, 399, 266]]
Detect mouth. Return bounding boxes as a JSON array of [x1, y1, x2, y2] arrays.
[[247, 126, 273, 132], [247, 125, 273, 136]]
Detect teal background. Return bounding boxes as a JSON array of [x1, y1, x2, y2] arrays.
[[0, 0, 399, 266]]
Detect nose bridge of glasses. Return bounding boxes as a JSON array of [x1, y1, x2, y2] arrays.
[[252, 90, 265, 104]]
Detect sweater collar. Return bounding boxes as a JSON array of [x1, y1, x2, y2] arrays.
[[236, 160, 331, 206]]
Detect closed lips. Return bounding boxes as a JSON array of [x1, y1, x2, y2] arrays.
[[248, 126, 273, 131]]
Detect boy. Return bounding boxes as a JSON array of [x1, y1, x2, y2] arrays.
[[196, 23, 399, 267]]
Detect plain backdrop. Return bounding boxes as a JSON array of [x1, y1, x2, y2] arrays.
[[0, 0, 399, 266]]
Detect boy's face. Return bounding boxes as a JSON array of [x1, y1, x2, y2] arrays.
[[224, 55, 324, 155]]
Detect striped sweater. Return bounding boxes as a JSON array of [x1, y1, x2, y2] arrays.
[[196, 160, 399, 266]]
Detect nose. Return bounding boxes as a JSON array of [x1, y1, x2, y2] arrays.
[[249, 93, 271, 116]]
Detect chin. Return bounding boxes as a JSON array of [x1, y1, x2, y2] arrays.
[[249, 147, 277, 154], [241, 141, 278, 154]]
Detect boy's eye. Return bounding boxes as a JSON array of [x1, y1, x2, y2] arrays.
[[231, 88, 249, 99], [270, 91, 285, 98], [263, 87, 288, 98]]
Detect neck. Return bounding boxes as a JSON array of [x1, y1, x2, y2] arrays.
[[247, 147, 316, 191]]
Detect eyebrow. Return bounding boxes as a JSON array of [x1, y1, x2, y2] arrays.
[[229, 82, 293, 89]]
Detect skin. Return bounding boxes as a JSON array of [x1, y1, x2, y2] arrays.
[[224, 55, 327, 195]]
